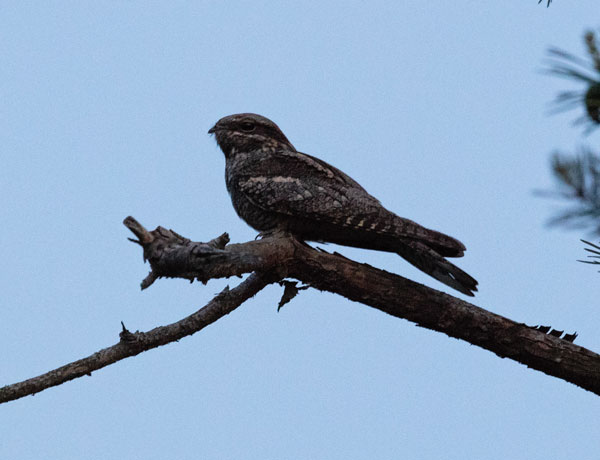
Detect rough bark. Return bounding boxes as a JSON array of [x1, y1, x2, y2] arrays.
[[1, 216, 598, 404]]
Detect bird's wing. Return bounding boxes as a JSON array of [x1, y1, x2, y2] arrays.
[[236, 150, 465, 257], [237, 150, 383, 224]]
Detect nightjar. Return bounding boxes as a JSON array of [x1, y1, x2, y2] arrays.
[[209, 113, 477, 296]]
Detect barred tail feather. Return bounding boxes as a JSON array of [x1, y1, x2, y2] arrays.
[[397, 241, 478, 296], [388, 215, 466, 258]]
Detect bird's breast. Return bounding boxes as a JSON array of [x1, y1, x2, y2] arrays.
[[225, 161, 281, 232]]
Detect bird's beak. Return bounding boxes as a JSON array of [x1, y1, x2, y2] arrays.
[[208, 125, 217, 134]]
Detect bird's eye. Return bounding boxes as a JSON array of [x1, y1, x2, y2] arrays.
[[240, 121, 255, 132]]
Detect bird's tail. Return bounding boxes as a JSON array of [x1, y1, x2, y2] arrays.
[[397, 241, 478, 296]]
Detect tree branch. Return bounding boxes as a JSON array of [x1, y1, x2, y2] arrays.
[[286, 246, 600, 395], [125, 217, 599, 394], [2, 216, 599, 404], [0, 270, 279, 405]]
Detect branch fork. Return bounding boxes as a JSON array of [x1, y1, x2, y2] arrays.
[[1, 216, 599, 404]]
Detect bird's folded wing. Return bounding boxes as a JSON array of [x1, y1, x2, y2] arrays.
[[237, 150, 383, 225], [236, 150, 466, 257]]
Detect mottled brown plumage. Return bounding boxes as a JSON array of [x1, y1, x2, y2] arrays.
[[208, 113, 478, 296]]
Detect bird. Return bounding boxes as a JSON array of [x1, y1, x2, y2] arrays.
[[208, 113, 478, 296]]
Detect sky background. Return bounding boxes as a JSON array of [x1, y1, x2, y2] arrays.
[[2, 1, 600, 459]]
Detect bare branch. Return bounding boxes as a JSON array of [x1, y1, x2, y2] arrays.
[[126, 217, 600, 395], [3, 216, 599, 403], [285, 243, 600, 395], [0, 270, 278, 405]]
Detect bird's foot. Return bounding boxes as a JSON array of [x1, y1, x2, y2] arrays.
[[255, 229, 293, 240]]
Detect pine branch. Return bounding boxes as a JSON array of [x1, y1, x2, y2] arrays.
[[544, 31, 600, 131], [542, 148, 600, 234]]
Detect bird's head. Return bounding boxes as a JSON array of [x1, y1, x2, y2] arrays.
[[208, 113, 295, 158]]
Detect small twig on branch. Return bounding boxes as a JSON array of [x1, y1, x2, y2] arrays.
[[277, 280, 309, 311]]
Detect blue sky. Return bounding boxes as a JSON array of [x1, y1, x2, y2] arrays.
[[2, 2, 600, 459]]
